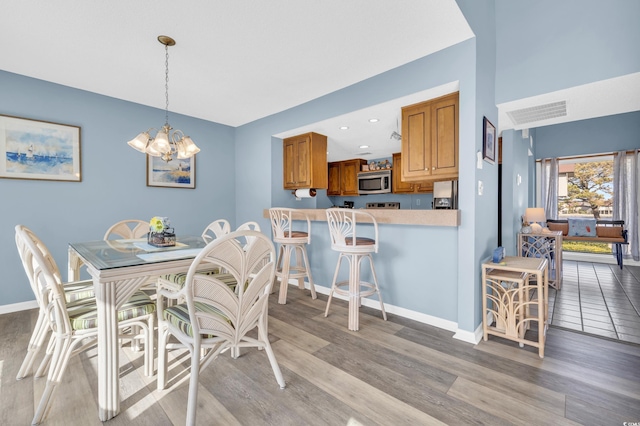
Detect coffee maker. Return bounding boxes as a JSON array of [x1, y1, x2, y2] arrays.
[[433, 180, 458, 209]]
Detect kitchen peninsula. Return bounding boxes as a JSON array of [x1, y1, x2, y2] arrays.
[[263, 208, 460, 226]]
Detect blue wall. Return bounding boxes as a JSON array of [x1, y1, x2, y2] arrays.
[[457, 0, 499, 333], [0, 70, 236, 306], [535, 111, 640, 159], [495, 0, 640, 104], [501, 129, 533, 256], [235, 39, 479, 328]]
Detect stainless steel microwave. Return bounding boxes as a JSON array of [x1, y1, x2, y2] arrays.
[[358, 170, 391, 195]]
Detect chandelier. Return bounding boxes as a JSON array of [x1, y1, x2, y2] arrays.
[[127, 35, 200, 162]]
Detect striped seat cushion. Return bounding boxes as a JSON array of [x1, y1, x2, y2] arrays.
[[66, 291, 156, 331], [161, 272, 238, 293], [163, 302, 230, 337], [159, 267, 221, 291], [62, 279, 95, 303]]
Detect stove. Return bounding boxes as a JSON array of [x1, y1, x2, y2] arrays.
[[365, 202, 400, 209]]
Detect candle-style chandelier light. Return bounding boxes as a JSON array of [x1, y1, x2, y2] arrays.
[[127, 35, 200, 162]]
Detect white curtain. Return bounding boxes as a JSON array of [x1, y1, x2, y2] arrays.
[[613, 150, 639, 261], [540, 158, 558, 220]]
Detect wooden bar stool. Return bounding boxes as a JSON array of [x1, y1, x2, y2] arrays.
[[324, 208, 387, 331], [269, 208, 317, 304]]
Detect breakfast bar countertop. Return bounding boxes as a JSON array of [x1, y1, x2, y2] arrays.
[[263, 208, 460, 227]]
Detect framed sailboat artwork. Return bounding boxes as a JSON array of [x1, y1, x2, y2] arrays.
[[0, 114, 81, 182]]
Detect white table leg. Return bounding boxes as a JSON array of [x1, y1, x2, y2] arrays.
[[94, 278, 120, 421], [68, 246, 82, 282]]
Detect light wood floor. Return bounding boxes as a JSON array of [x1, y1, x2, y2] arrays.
[[2, 283, 640, 426]]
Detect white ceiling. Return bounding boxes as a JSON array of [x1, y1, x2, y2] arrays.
[[0, 0, 472, 127], [2, 1, 637, 162], [497, 72, 640, 135]]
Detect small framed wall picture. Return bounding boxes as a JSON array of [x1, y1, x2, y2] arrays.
[[147, 154, 196, 189], [482, 116, 496, 164], [0, 114, 81, 182]]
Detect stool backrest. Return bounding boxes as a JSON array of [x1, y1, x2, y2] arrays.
[[326, 208, 378, 254], [269, 208, 311, 244]]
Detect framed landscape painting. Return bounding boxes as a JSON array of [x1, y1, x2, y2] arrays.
[[0, 114, 81, 181], [147, 154, 195, 189]]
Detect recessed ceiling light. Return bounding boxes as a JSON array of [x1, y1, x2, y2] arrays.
[[339, 126, 349, 130], [369, 118, 379, 123], [359, 145, 369, 149]]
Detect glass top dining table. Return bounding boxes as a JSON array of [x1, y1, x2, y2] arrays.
[[69, 235, 207, 272], [67, 235, 206, 421]]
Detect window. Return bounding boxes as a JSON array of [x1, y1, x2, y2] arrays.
[[558, 155, 613, 220], [541, 154, 614, 254]]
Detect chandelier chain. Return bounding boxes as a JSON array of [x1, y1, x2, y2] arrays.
[[164, 44, 170, 126]]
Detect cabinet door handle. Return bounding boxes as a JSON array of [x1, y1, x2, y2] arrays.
[[432, 167, 435, 170]]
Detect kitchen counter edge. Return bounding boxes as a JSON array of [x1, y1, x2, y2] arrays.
[[263, 208, 460, 227]]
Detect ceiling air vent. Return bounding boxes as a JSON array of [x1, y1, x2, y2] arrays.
[[357, 151, 372, 156], [506, 100, 567, 126]]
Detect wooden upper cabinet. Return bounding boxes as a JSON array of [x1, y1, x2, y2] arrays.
[[283, 132, 328, 190], [392, 152, 414, 194], [327, 162, 341, 196], [341, 159, 364, 196], [392, 152, 433, 194], [327, 159, 367, 196], [401, 92, 459, 182]]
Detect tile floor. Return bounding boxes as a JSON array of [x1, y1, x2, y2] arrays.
[[549, 260, 640, 345]]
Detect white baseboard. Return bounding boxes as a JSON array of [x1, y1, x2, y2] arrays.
[[3, 282, 479, 346], [290, 280, 467, 342], [0, 300, 38, 315], [453, 325, 483, 345]]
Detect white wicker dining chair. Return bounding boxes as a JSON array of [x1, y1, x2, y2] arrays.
[[15, 225, 156, 425], [201, 218, 231, 244], [104, 219, 158, 305], [156, 219, 232, 297], [103, 219, 149, 240], [14, 225, 95, 381], [236, 220, 261, 252], [156, 230, 285, 426]]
